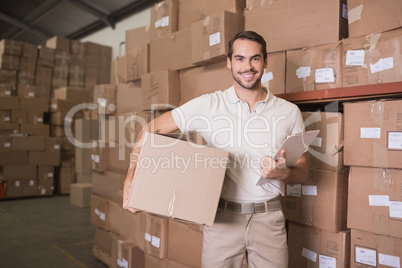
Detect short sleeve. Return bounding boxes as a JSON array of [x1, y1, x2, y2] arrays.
[[171, 95, 210, 133]]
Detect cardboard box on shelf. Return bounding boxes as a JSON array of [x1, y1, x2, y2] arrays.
[[20, 97, 49, 112], [127, 132, 229, 226], [29, 151, 60, 166], [286, 41, 342, 93], [110, 235, 144, 268], [126, 26, 151, 52], [91, 142, 109, 173], [35, 65, 53, 98], [150, 0, 179, 41], [17, 85, 36, 98], [70, 183, 92, 208], [126, 44, 150, 82], [302, 111, 344, 171], [46, 36, 70, 52], [91, 194, 110, 231], [11, 136, 46, 151], [348, 166, 402, 239], [20, 124, 50, 137], [0, 54, 20, 71], [342, 28, 402, 87], [53, 86, 92, 102], [37, 46, 55, 67], [68, 64, 85, 88], [21, 42, 38, 58], [343, 99, 402, 168], [0, 85, 13, 97], [141, 70, 180, 109], [263, 51, 286, 95], [0, 150, 28, 165], [144, 214, 168, 259], [91, 171, 124, 205], [3, 165, 37, 180], [245, 0, 348, 53], [150, 27, 193, 72], [288, 221, 350, 268], [350, 229, 402, 268], [348, 0, 402, 38], [0, 96, 19, 110], [93, 84, 117, 115], [6, 178, 37, 198], [191, 11, 244, 66], [50, 98, 82, 113], [168, 219, 203, 268], [283, 168, 349, 232], [108, 201, 145, 248], [52, 65, 69, 91], [37, 165, 54, 196], [116, 82, 143, 114], [0, 39, 22, 56], [179, 60, 233, 105], [93, 228, 113, 267], [178, 0, 246, 30]]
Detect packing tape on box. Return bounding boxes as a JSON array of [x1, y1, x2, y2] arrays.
[[375, 168, 392, 187], [167, 188, 176, 218], [369, 100, 385, 125], [348, 4, 363, 24]]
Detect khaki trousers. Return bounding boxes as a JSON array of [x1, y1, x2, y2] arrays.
[[202, 208, 288, 268]]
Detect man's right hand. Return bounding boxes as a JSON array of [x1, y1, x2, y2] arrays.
[[122, 173, 138, 213]]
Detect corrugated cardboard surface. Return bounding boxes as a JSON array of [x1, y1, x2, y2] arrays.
[[342, 28, 402, 87], [286, 41, 342, 93], [127, 132, 229, 226], [191, 11, 244, 66], [350, 228, 402, 268], [343, 99, 402, 169], [179, 60, 232, 106], [245, 0, 348, 53], [302, 112, 344, 172], [348, 0, 402, 38], [348, 166, 402, 239], [283, 168, 349, 232], [288, 221, 350, 268]]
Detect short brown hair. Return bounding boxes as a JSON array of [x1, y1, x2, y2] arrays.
[[227, 31, 267, 61]]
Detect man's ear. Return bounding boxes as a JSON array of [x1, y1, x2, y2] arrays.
[[227, 57, 231, 69]]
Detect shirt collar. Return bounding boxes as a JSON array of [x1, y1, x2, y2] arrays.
[[227, 86, 275, 105]]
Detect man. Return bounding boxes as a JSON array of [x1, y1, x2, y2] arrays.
[[123, 31, 309, 267]]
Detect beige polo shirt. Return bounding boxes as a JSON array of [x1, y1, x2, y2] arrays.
[[172, 86, 304, 203]]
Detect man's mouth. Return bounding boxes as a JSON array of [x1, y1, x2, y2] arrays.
[[240, 72, 257, 79]]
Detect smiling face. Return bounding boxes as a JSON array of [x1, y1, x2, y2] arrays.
[[227, 38, 267, 91]]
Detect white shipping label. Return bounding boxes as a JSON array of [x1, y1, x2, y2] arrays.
[[64, 117, 72, 123], [4, 142, 11, 148], [342, 3, 348, 19], [28, 92, 34, 97], [151, 236, 161, 248], [389, 201, 402, 219], [93, 154, 100, 163], [117, 258, 128, 268], [145, 233, 151, 242], [4, 116, 10, 122], [355, 247, 377, 267], [155, 19, 161, 29], [302, 185, 317, 196], [286, 184, 302, 197], [5, 90, 11, 95], [209, 32, 221, 47], [315, 68, 335, 83], [15, 181, 20, 187], [160, 16, 169, 27], [54, 144, 60, 150], [319, 255, 336, 268], [379, 253, 400, 268], [369, 195, 390, 206], [302, 247, 317, 262], [388, 132, 402, 150], [29, 180, 34, 186], [261, 72, 273, 82], [360, 127, 381, 139], [51, 104, 58, 109], [99, 212, 105, 221], [346, 50, 365, 66], [311, 137, 322, 147], [370, 57, 394, 74], [41, 189, 46, 195], [37, 117, 43, 123], [97, 98, 107, 107], [95, 208, 100, 216], [296, 67, 311, 78], [47, 172, 54, 178]]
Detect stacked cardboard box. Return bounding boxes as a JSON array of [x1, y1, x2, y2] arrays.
[[285, 111, 350, 267], [343, 99, 402, 268]]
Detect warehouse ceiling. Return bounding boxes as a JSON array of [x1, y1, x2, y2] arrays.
[[0, 0, 161, 46]]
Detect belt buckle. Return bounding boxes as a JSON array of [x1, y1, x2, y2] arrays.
[[241, 202, 255, 215]]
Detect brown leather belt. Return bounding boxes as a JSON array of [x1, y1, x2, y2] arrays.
[[218, 196, 282, 215]]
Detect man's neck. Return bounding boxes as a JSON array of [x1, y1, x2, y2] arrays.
[[234, 85, 267, 112]]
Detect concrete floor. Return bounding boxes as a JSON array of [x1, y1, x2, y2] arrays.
[[0, 195, 107, 268]]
